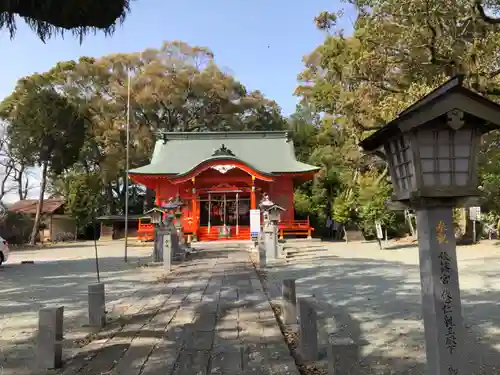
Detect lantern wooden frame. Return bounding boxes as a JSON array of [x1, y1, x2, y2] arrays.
[[360, 75, 500, 203]]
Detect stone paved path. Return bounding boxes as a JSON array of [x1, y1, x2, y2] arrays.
[[53, 247, 298, 375]]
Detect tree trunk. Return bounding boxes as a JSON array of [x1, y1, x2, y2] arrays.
[[29, 161, 48, 245], [106, 183, 116, 214], [16, 165, 28, 200]]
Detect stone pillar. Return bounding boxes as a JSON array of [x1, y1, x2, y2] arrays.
[[298, 298, 318, 362], [163, 230, 172, 272], [88, 283, 106, 328], [171, 229, 184, 261], [153, 227, 164, 262], [416, 205, 464, 374], [282, 279, 297, 325], [156, 226, 169, 262], [327, 336, 358, 375], [37, 306, 64, 369], [263, 222, 278, 261]]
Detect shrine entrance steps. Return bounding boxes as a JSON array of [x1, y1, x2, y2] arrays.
[[197, 226, 251, 242], [282, 239, 328, 262], [191, 240, 254, 250]]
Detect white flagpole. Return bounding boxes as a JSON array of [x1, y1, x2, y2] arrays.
[[124, 70, 131, 262]]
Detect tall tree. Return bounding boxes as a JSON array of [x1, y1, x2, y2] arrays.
[[0, 80, 87, 245], [42, 41, 287, 218], [0, 124, 32, 201], [295, 0, 500, 237]]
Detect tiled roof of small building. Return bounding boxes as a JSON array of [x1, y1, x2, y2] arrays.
[[8, 198, 65, 214]]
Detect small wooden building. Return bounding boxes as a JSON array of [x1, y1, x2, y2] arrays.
[[96, 214, 143, 240], [8, 198, 77, 242]]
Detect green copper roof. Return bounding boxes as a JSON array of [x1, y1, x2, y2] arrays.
[[129, 131, 319, 176]]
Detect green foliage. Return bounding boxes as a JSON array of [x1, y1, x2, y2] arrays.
[[0, 212, 33, 245], [0, 41, 289, 228], [1, 85, 87, 173], [479, 131, 500, 213], [357, 171, 394, 236], [293, 190, 315, 216], [292, 0, 500, 239], [64, 171, 104, 230], [332, 196, 354, 224], [0, 77, 88, 244]]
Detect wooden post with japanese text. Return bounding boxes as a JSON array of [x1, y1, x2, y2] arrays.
[[416, 206, 463, 375]]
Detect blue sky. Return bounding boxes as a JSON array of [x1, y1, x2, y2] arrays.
[[0, 0, 353, 116], [0, 0, 354, 202]]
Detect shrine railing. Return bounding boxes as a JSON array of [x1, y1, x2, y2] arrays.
[[137, 220, 154, 241], [278, 217, 313, 239]]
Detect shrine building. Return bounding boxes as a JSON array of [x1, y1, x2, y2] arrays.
[[129, 131, 319, 241]]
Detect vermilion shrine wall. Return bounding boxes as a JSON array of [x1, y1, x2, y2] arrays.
[[153, 174, 295, 225], [268, 176, 294, 222]]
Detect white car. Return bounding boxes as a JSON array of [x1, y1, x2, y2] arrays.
[[0, 236, 9, 265]]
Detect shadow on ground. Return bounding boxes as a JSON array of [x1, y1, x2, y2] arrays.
[[3, 246, 500, 374], [258, 253, 500, 374]]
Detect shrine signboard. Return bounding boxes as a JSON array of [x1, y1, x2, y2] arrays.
[[250, 209, 260, 240]]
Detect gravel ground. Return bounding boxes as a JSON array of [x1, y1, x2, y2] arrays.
[[4, 239, 500, 374], [0, 240, 160, 375], [262, 239, 500, 374]]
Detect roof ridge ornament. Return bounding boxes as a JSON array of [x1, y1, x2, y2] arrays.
[[212, 143, 235, 157]]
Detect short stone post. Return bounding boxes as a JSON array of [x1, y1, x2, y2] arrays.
[[298, 297, 318, 362], [282, 279, 297, 325], [88, 283, 106, 328], [327, 336, 358, 375], [37, 306, 64, 369], [263, 222, 278, 261]]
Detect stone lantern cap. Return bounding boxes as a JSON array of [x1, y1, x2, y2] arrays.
[[359, 75, 500, 203], [162, 198, 179, 211]]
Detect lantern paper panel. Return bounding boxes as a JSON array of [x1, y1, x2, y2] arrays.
[[417, 128, 473, 187]]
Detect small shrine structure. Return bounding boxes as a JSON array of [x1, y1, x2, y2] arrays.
[[129, 131, 319, 241]]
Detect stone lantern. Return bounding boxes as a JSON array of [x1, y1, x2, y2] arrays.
[[266, 204, 285, 223], [258, 193, 286, 265], [157, 198, 182, 266], [360, 75, 500, 375], [172, 193, 184, 230], [162, 198, 178, 226]]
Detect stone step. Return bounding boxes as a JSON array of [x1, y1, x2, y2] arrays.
[[285, 247, 328, 255], [285, 249, 330, 261], [285, 252, 332, 262]]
